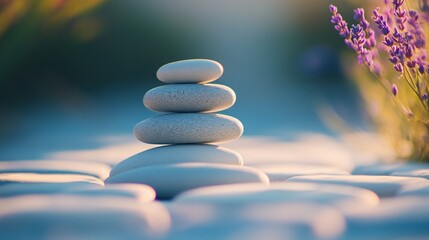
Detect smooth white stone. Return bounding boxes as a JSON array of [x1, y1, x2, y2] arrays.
[[144, 84, 236, 113], [165, 202, 345, 240], [0, 173, 104, 186], [156, 59, 223, 84], [287, 175, 429, 198], [69, 184, 156, 202], [110, 144, 243, 177], [255, 164, 350, 182], [0, 182, 99, 197], [174, 183, 379, 210], [106, 163, 269, 199], [342, 196, 429, 239], [398, 185, 429, 196], [0, 160, 111, 180], [224, 135, 355, 171], [134, 113, 243, 144], [352, 162, 429, 176], [0, 195, 170, 239], [391, 169, 429, 179]]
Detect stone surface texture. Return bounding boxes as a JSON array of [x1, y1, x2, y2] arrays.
[[144, 84, 236, 113], [133, 113, 243, 144]]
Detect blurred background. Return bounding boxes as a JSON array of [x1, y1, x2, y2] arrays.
[[0, 0, 364, 160]]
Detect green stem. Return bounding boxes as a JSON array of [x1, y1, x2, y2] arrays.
[[404, 67, 427, 110]]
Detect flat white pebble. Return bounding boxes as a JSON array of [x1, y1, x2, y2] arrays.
[[134, 113, 243, 144], [69, 184, 156, 202], [398, 184, 429, 196], [0, 173, 104, 186], [287, 175, 429, 198], [144, 84, 236, 113], [110, 144, 243, 177], [0, 195, 171, 239], [255, 164, 350, 182], [174, 182, 379, 210], [391, 169, 429, 179], [226, 135, 355, 171], [342, 196, 429, 239], [156, 59, 223, 84], [352, 162, 429, 176], [0, 182, 99, 197], [106, 163, 269, 199], [0, 160, 111, 180], [165, 202, 345, 240]]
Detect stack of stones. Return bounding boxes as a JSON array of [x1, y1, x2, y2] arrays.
[[106, 59, 269, 199]]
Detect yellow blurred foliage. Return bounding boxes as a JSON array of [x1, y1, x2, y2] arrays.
[[0, 0, 28, 36], [39, 0, 104, 25], [351, 58, 429, 161], [0, 0, 104, 37]]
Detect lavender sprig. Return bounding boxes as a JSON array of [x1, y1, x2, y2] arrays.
[[330, 5, 350, 39], [373, 8, 391, 35], [329, 2, 429, 111]]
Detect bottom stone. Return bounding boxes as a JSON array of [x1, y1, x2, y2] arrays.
[[105, 163, 269, 199], [109, 144, 243, 177]]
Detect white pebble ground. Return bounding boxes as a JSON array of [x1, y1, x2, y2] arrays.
[[1, 136, 429, 239]]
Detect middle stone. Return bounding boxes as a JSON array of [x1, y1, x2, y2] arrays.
[[143, 84, 236, 113], [134, 113, 244, 144]]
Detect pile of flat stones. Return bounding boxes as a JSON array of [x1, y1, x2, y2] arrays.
[[106, 59, 269, 199]]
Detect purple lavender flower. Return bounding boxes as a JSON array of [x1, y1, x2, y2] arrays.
[[366, 29, 377, 48], [354, 8, 370, 30], [383, 36, 394, 46], [392, 83, 398, 96], [420, 0, 429, 13], [390, 56, 399, 64], [328, 1, 429, 160], [393, 0, 404, 9], [407, 60, 416, 68], [392, 0, 407, 30], [330, 5, 350, 38], [344, 39, 356, 51], [408, 10, 426, 48], [373, 8, 390, 35], [404, 44, 413, 58], [392, 28, 404, 43], [389, 45, 405, 63], [330, 4, 380, 72], [351, 24, 366, 52], [394, 63, 404, 72], [418, 62, 425, 74], [329, 4, 337, 14], [353, 8, 376, 48]]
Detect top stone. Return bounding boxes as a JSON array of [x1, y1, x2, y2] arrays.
[[156, 59, 224, 84]]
